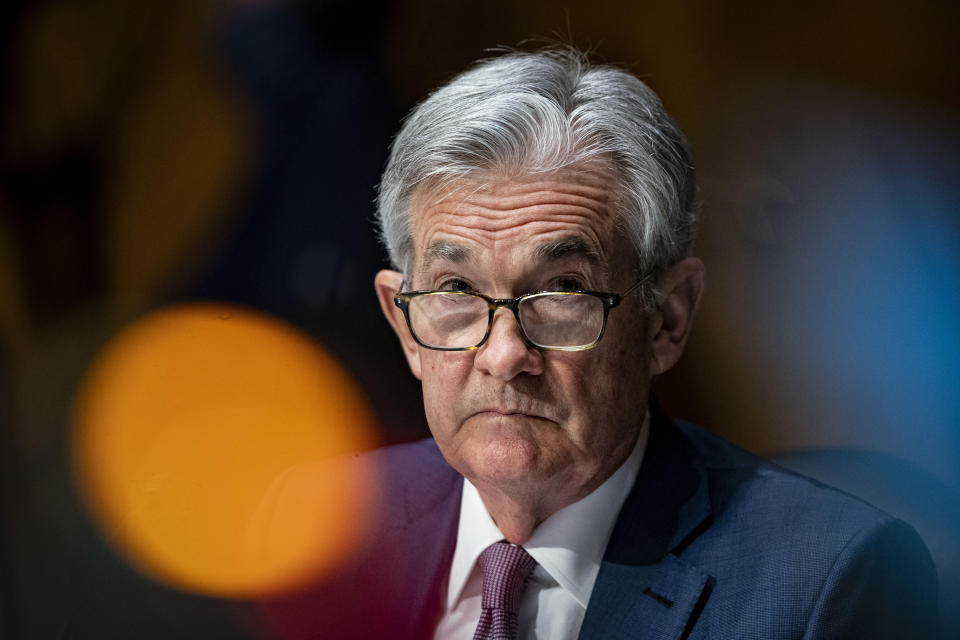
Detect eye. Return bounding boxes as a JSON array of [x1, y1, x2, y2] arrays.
[[550, 276, 587, 292], [436, 277, 473, 292]]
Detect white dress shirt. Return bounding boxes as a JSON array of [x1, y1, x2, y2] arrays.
[[433, 415, 649, 640]]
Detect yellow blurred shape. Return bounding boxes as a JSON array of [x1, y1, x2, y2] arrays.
[[72, 303, 380, 598]]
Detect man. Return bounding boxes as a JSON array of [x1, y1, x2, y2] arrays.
[[262, 47, 939, 639]]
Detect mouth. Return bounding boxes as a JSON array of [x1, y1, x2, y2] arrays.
[[472, 408, 550, 422]]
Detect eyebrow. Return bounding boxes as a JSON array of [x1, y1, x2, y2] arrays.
[[422, 240, 472, 271], [534, 236, 601, 264]]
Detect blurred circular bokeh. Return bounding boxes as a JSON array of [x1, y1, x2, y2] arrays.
[[71, 303, 380, 598]]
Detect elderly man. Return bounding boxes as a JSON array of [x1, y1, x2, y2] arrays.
[[264, 48, 939, 639]]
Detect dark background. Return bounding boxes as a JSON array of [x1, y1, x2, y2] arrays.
[[1, 0, 958, 637]]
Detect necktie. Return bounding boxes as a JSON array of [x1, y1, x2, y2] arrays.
[[472, 541, 537, 640]]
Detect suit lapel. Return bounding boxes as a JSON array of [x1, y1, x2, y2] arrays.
[[393, 441, 463, 639], [578, 402, 713, 640]]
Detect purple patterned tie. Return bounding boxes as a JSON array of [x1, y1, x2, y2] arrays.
[[472, 541, 537, 640]]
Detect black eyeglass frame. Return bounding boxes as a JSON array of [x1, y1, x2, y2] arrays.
[[393, 279, 644, 352]]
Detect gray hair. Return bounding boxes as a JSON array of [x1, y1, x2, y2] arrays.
[[376, 47, 697, 311]]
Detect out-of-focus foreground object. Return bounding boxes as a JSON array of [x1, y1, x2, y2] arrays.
[[72, 303, 380, 598]]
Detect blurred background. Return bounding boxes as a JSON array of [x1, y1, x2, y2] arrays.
[[1, 0, 958, 637]]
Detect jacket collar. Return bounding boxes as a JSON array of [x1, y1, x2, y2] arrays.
[[578, 398, 714, 640]]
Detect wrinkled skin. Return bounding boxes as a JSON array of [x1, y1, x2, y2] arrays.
[[376, 168, 704, 542]]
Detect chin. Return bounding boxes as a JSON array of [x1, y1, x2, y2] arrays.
[[469, 434, 548, 483], [442, 414, 562, 484]]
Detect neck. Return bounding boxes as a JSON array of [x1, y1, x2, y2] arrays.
[[471, 485, 554, 545], [470, 467, 617, 544]]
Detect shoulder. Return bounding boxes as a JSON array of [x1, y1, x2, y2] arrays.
[[363, 436, 451, 473], [675, 418, 920, 565], [672, 421, 940, 638], [361, 437, 460, 502], [256, 438, 462, 639], [677, 419, 893, 533], [251, 437, 459, 546]]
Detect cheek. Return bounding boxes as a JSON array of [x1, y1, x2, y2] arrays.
[[605, 314, 652, 386], [546, 357, 616, 430], [558, 347, 648, 436], [604, 346, 648, 408], [419, 352, 473, 427]]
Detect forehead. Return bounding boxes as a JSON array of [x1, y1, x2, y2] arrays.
[[409, 167, 624, 275]]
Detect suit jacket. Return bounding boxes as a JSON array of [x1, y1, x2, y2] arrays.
[[259, 404, 940, 639]]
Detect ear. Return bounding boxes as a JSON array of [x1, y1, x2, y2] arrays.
[[374, 269, 422, 380], [648, 257, 705, 376]]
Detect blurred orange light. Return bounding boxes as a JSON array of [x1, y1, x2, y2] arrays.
[[72, 303, 380, 598]]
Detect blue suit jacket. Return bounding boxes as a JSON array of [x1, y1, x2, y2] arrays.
[[262, 404, 940, 639]]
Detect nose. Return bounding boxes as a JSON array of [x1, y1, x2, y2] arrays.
[[473, 308, 544, 380]]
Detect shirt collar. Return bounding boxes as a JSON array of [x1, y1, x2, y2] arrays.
[[445, 413, 650, 610]]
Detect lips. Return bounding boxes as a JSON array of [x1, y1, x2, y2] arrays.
[[471, 408, 552, 422], [465, 388, 559, 423]]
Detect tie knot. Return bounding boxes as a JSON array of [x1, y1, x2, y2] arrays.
[[477, 541, 537, 613]]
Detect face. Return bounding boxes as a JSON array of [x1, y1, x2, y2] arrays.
[[377, 168, 661, 508]]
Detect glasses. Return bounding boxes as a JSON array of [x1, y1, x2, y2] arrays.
[[393, 280, 643, 351]]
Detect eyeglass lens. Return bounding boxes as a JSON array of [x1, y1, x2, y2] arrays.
[[408, 292, 605, 349]]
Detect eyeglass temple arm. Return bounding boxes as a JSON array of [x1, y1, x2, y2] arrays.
[[619, 272, 652, 298]]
